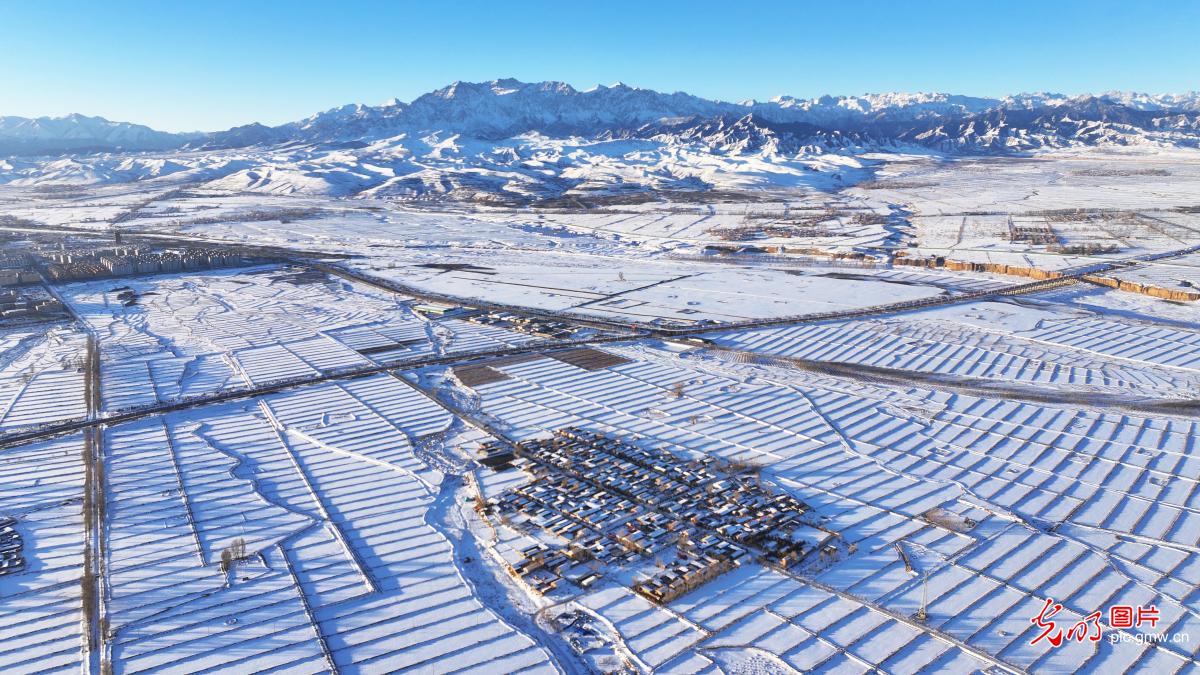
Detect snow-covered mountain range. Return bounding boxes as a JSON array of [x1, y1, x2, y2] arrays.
[[0, 114, 202, 156], [191, 80, 1200, 151], [3, 79, 1199, 201]]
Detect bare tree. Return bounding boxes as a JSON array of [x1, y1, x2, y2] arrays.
[[219, 537, 248, 578]]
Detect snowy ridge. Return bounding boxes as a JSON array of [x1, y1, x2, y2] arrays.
[[0, 113, 200, 155], [5, 79, 1200, 200]]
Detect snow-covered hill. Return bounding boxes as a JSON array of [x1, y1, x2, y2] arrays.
[[3, 80, 1200, 201]]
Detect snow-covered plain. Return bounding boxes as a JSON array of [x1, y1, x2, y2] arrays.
[[345, 253, 999, 325], [2, 146, 1200, 674], [57, 265, 535, 412], [857, 153, 1200, 271]]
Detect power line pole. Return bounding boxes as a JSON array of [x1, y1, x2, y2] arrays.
[[916, 572, 929, 622]]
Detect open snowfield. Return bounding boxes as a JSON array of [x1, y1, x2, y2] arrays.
[[348, 252, 1000, 325], [511, 196, 902, 250], [856, 152, 1200, 217], [1110, 251, 1200, 290], [849, 153, 1200, 276]]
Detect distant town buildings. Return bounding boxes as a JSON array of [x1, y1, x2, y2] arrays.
[[0, 253, 40, 286], [0, 290, 65, 321], [0, 235, 256, 287], [46, 247, 244, 282]]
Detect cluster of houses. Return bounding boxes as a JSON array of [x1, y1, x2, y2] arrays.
[[0, 290, 65, 321], [0, 269, 41, 286], [634, 549, 737, 604], [0, 517, 23, 576], [484, 427, 820, 603], [522, 429, 814, 557], [507, 542, 603, 595], [500, 474, 645, 560], [466, 311, 577, 339], [43, 247, 244, 281]]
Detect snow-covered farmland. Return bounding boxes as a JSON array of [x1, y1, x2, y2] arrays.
[[171, 201, 636, 256], [0, 325, 87, 433], [102, 374, 557, 673], [439, 342, 1200, 670], [1110, 251, 1200, 291], [858, 153, 1200, 223], [852, 154, 1200, 272], [0, 434, 86, 674], [903, 212, 1196, 266], [514, 195, 901, 250], [707, 296, 1200, 397], [58, 265, 534, 411], [4, 148, 1200, 673], [352, 253, 995, 325]]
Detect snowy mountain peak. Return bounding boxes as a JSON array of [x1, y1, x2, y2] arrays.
[[765, 92, 999, 123], [430, 79, 579, 101]]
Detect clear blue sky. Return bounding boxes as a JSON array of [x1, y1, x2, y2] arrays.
[[2, 0, 1197, 132]]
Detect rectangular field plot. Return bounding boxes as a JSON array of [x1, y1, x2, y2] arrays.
[[519, 197, 899, 250], [0, 434, 86, 674], [860, 154, 1200, 243], [101, 373, 553, 674], [1019, 314, 1200, 372], [353, 253, 985, 326], [708, 297, 1200, 397], [171, 204, 636, 259], [1110, 253, 1200, 291], [58, 265, 534, 412], [0, 326, 87, 433], [578, 586, 708, 670]]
